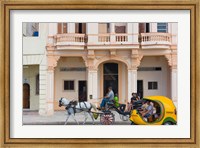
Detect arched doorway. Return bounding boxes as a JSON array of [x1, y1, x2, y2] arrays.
[[103, 63, 118, 95], [23, 83, 30, 109]]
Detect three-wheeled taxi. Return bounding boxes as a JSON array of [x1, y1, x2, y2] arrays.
[[129, 96, 177, 125]]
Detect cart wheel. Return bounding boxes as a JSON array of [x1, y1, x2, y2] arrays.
[[163, 121, 172, 125], [100, 113, 115, 125]]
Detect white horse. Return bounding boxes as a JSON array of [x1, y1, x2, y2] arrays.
[[59, 97, 97, 125]]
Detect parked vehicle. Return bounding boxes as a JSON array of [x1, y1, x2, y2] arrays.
[[129, 96, 177, 125]]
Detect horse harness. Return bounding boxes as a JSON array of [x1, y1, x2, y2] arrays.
[[65, 101, 92, 114]]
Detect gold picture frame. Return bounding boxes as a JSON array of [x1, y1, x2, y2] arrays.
[[0, 0, 199, 147]]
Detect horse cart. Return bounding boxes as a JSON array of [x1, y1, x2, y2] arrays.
[[92, 102, 131, 125]]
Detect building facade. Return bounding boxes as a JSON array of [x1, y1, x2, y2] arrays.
[[23, 22, 177, 115]]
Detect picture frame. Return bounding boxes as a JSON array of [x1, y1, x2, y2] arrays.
[[0, 0, 199, 147]]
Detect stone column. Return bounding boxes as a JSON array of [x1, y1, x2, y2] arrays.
[[127, 68, 137, 102], [86, 23, 98, 44], [133, 23, 139, 43], [171, 66, 177, 107], [48, 23, 57, 46], [46, 67, 55, 115], [67, 23, 75, 33], [127, 23, 133, 43], [165, 52, 177, 107], [128, 50, 143, 102], [45, 55, 60, 115], [110, 23, 115, 43], [151, 23, 157, 32], [49, 23, 57, 35]]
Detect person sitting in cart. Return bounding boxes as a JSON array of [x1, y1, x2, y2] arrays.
[[99, 86, 114, 110], [141, 101, 154, 121], [113, 93, 120, 107], [113, 93, 126, 112], [127, 93, 140, 112]]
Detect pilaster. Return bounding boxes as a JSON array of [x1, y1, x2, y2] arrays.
[[165, 51, 177, 107], [45, 55, 60, 115]]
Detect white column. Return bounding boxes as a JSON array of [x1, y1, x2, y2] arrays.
[[110, 23, 115, 43], [87, 23, 98, 44], [151, 23, 157, 32], [127, 23, 133, 43], [128, 69, 137, 101], [67, 23, 75, 33], [38, 63, 47, 115], [48, 23, 57, 45], [49, 23, 57, 35], [87, 69, 98, 104], [171, 67, 177, 107], [133, 23, 139, 43], [171, 23, 178, 45], [46, 68, 54, 115]]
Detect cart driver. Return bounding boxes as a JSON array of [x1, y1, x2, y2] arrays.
[[99, 86, 114, 110]]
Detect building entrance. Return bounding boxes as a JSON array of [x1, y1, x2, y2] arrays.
[[78, 81, 87, 102], [103, 63, 118, 96], [137, 80, 143, 98], [23, 83, 30, 109]]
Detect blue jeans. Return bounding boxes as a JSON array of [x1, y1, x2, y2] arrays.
[[144, 113, 151, 118], [100, 98, 109, 108]]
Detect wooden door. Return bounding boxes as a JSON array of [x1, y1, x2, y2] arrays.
[[23, 83, 30, 109]]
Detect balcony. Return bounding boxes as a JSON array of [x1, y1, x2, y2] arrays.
[[140, 33, 175, 49], [56, 33, 85, 45], [47, 32, 176, 50], [97, 34, 131, 44]]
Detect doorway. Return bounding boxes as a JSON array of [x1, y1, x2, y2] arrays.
[[23, 83, 30, 109], [137, 80, 143, 98], [75, 23, 86, 34], [139, 23, 150, 33], [103, 63, 118, 96], [78, 81, 87, 102]]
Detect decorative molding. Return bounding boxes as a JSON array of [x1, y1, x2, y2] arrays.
[[87, 50, 95, 59], [110, 49, 116, 58], [130, 51, 143, 69], [47, 55, 60, 71], [165, 53, 177, 68], [47, 66, 55, 71], [94, 55, 130, 69]]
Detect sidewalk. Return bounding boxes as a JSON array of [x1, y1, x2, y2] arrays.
[[23, 110, 131, 125]]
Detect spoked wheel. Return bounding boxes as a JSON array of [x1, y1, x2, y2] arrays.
[[100, 113, 115, 125]]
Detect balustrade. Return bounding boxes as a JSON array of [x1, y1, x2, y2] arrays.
[[141, 33, 172, 43], [115, 34, 128, 42], [98, 34, 110, 42], [48, 32, 174, 48], [56, 34, 85, 43]]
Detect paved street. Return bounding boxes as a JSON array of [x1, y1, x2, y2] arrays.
[[23, 110, 132, 125]]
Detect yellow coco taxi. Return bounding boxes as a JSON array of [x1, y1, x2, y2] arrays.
[[129, 96, 177, 125]]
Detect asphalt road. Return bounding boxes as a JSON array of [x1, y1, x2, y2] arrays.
[[23, 110, 132, 125]]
